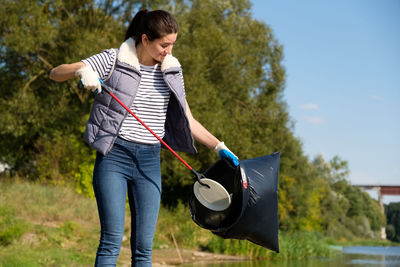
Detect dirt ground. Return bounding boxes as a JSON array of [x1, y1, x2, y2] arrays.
[[152, 248, 248, 266], [118, 247, 248, 266]]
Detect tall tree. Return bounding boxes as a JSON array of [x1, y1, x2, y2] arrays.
[[385, 202, 400, 242], [0, 0, 124, 173]]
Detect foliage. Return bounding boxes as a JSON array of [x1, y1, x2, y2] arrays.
[[203, 231, 338, 260], [385, 202, 400, 242], [386, 224, 396, 240], [313, 154, 385, 239], [0, 0, 123, 175], [158, 201, 338, 260], [0, 206, 29, 246], [34, 131, 96, 196]]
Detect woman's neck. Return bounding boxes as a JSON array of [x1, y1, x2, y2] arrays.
[[136, 43, 158, 66]]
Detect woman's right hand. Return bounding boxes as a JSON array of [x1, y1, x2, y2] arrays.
[[75, 65, 102, 93]]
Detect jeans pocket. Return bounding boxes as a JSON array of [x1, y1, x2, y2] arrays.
[[152, 143, 161, 159]]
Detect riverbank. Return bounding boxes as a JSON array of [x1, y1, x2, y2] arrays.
[[152, 248, 248, 266], [325, 236, 399, 247], [1, 179, 394, 266]]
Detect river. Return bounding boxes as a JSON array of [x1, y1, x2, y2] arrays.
[[182, 246, 400, 266]]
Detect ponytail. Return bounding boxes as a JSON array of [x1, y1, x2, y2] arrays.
[[124, 9, 148, 42], [125, 9, 179, 45]]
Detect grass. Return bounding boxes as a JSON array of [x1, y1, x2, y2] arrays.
[[199, 230, 339, 260], [1, 178, 379, 266], [0, 178, 98, 266], [0, 206, 29, 246]]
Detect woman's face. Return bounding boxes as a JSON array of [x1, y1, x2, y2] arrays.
[[143, 33, 178, 64]]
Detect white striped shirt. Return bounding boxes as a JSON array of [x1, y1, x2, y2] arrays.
[[83, 49, 180, 144], [119, 64, 170, 143], [82, 49, 116, 80]]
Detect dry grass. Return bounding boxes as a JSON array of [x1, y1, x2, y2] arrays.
[[0, 178, 98, 227]]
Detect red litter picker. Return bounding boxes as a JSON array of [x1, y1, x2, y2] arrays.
[[96, 82, 232, 211]]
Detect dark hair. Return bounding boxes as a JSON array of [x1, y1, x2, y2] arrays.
[[125, 9, 179, 45]]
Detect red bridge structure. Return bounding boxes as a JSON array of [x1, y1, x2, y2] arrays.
[[354, 184, 400, 207], [353, 184, 400, 239]]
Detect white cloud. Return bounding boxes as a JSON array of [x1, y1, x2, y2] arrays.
[[300, 103, 319, 110], [369, 95, 384, 102], [303, 116, 324, 124]]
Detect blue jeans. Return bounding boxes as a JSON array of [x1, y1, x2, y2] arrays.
[[93, 137, 161, 267]]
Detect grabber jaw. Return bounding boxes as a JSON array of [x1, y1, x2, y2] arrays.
[[191, 169, 210, 188]]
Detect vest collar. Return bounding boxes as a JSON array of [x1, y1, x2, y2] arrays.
[[118, 37, 181, 73]]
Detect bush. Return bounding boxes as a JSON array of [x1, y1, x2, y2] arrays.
[[0, 206, 28, 246], [34, 133, 96, 197], [386, 224, 396, 240], [74, 152, 96, 198], [203, 231, 337, 260]]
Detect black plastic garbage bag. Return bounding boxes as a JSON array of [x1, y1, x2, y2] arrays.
[[189, 152, 280, 252]]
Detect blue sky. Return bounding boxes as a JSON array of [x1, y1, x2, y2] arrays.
[[251, 0, 400, 203]]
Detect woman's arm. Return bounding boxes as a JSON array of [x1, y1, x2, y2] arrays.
[[185, 100, 239, 166], [50, 62, 101, 93], [185, 100, 220, 150], [49, 62, 85, 82]]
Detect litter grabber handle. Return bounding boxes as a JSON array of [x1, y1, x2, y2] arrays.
[[99, 83, 209, 188]]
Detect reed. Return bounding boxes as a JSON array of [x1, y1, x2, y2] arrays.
[[153, 202, 338, 260]]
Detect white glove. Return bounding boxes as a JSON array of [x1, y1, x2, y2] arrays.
[[75, 65, 102, 93], [214, 142, 239, 166]]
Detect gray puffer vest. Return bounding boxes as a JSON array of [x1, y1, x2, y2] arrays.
[[83, 38, 197, 155]]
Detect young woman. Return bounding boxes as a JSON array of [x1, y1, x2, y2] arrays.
[[50, 9, 238, 267]]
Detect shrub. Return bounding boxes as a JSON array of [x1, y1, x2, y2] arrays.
[[0, 206, 28, 246], [34, 133, 96, 197]]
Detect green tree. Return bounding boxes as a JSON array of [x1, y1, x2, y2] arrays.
[[385, 202, 400, 242], [313, 154, 385, 239], [386, 224, 396, 240], [0, 0, 125, 176]]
